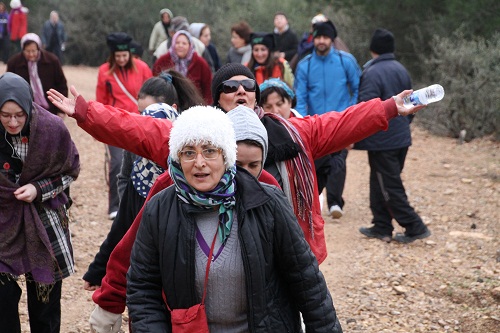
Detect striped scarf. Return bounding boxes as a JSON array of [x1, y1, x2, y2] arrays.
[[168, 158, 236, 243], [258, 109, 315, 238]]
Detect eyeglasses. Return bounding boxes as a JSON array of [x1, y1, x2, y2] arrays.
[[218, 79, 256, 94], [178, 147, 222, 162], [0, 112, 26, 121]]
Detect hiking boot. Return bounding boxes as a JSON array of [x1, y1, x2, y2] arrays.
[[393, 228, 431, 243], [329, 205, 343, 219], [359, 227, 392, 243]]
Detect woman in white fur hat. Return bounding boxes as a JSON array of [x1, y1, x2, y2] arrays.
[[125, 105, 342, 332]]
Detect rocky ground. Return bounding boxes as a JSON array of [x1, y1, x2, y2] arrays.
[[13, 65, 500, 332]]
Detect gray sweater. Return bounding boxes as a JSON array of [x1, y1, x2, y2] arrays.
[[195, 210, 248, 332]]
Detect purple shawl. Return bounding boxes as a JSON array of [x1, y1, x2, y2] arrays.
[[0, 104, 80, 284]]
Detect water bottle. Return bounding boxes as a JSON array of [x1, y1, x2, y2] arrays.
[[403, 84, 445, 108]]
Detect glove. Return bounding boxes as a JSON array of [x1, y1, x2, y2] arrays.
[[89, 305, 122, 333]]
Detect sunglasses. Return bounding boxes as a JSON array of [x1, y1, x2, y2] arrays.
[[218, 79, 256, 94]]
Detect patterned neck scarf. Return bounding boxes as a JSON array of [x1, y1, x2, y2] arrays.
[[168, 158, 237, 243]]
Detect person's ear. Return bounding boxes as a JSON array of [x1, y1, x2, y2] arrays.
[[172, 103, 178, 111]]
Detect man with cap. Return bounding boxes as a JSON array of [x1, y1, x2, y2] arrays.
[[292, 14, 350, 71], [148, 8, 173, 56], [294, 20, 361, 220], [356, 28, 431, 243]]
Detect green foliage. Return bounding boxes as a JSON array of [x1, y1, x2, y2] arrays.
[[416, 32, 500, 140]]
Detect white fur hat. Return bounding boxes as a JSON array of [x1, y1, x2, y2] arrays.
[[169, 106, 236, 168]]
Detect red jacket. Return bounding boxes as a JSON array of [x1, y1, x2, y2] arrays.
[[71, 96, 398, 313], [96, 58, 152, 114], [73, 97, 398, 268], [70, 98, 398, 313], [153, 52, 212, 104], [8, 8, 27, 41]]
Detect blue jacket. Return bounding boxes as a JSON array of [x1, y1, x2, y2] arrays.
[[294, 47, 360, 116], [354, 53, 412, 151]]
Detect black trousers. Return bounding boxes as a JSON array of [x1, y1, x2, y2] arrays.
[[315, 149, 348, 209], [368, 148, 426, 236], [0, 275, 62, 333], [107, 145, 124, 214]]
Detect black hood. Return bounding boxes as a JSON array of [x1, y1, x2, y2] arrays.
[[0, 72, 33, 134]]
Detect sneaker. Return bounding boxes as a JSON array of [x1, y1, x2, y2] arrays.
[[329, 205, 343, 219], [393, 228, 431, 243], [108, 211, 118, 220], [359, 227, 392, 243]]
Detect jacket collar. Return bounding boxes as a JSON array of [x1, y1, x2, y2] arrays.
[[234, 166, 271, 210], [368, 52, 395, 67]]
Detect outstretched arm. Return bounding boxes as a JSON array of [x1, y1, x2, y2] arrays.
[[47, 86, 173, 169]]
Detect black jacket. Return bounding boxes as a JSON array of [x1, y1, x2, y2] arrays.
[[355, 53, 413, 151], [274, 28, 299, 62], [127, 168, 342, 332]]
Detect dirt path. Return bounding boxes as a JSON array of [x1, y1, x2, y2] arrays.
[[11, 65, 499, 332]]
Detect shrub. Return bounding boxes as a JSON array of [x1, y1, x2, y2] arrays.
[[416, 31, 500, 141]]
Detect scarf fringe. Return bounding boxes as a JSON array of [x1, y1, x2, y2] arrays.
[[267, 114, 315, 239]]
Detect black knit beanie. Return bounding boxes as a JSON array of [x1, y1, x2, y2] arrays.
[[370, 28, 395, 55], [312, 20, 337, 40], [211, 63, 260, 109]]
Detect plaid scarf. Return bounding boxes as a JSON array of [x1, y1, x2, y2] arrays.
[[168, 158, 236, 244]]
